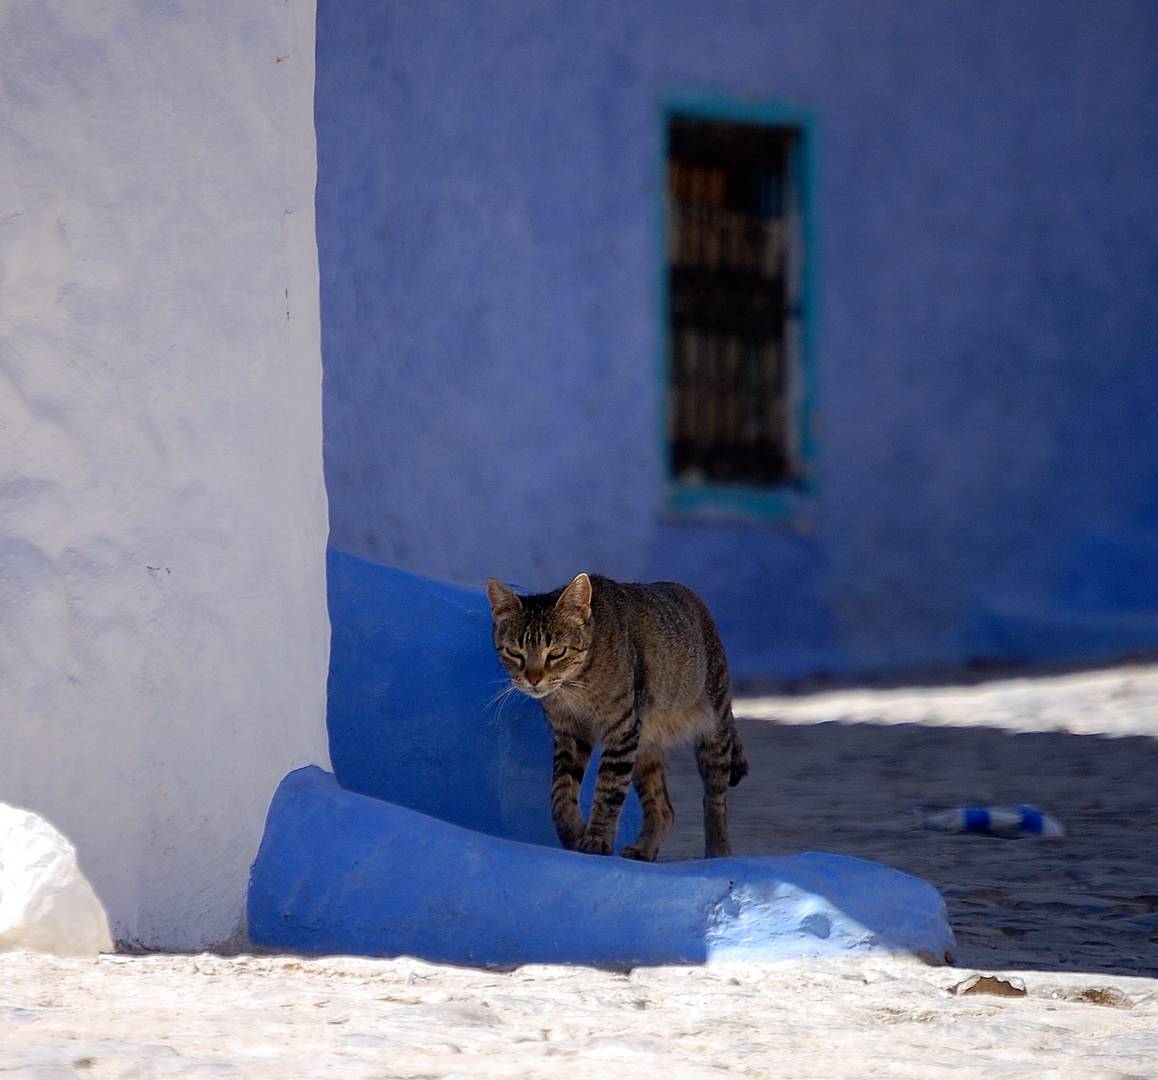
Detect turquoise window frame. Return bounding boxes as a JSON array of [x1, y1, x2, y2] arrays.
[[659, 94, 819, 521]]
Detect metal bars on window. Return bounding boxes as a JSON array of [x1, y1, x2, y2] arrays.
[[666, 116, 804, 490]]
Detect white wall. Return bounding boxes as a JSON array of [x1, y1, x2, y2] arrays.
[[0, 1, 331, 949]]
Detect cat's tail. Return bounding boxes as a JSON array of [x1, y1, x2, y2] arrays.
[[727, 708, 749, 787]]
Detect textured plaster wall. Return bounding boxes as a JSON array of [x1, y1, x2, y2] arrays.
[[317, 0, 1158, 678], [0, 1, 331, 948]]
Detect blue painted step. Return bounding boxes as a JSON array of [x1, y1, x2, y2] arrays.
[[248, 767, 956, 967]]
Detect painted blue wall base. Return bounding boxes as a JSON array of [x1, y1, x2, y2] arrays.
[[972, 604, 1158, 667], [249, 767, 955, 967]]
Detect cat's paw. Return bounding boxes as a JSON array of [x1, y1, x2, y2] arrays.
[[619, 843, 658, 862], [576, 832, 613, 856], [554, 815, 586, 850]]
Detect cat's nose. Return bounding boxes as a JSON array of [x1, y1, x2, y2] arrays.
[[526, 669, 544, 687]]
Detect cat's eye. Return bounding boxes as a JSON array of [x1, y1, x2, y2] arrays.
[[546, 646, 568, 662], [501, 647, 524, 667]]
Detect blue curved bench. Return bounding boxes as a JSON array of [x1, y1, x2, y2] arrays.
[[250, 766, 954, 965], [247, 550, 954, 966]]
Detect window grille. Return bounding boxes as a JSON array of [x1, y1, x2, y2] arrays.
[[666, 115, 806, 492]]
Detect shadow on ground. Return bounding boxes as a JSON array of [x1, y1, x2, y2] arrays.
[[665, 716, 1158, 979]]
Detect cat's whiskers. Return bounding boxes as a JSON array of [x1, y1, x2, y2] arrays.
[[552, 682, 590, 716], [557, 677, 594, 703], [484, 681, 517, 710], [484, 682, 523, 727]]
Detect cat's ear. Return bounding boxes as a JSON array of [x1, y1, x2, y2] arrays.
[[486, 577, 522, 622], [556, 572, 592, 620]]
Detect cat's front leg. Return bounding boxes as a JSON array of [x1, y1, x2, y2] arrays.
[[577, 706, 640, 855], [551, 732, 592, 850]]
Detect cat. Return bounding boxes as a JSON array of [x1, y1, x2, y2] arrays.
[[486, 571, 748, 861]]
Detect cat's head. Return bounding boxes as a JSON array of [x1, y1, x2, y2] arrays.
[[486, 573, 593, 700]]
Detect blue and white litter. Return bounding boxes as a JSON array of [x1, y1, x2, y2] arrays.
[[923, 805, 1065, 838]]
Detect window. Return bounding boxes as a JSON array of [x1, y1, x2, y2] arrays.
[[664, 104, 814, 515]]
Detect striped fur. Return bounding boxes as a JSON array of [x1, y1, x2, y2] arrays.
[[486, 572, 748, 860]]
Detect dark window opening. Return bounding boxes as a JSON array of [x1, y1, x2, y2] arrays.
[[666, 114, 806, 492]]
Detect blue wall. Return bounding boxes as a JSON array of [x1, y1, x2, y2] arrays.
[[316, 1, 1158, 679]]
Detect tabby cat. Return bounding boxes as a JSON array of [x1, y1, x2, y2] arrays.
[[486, 572, 748, 861]]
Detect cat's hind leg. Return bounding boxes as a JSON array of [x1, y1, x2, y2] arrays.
[[620, 750, 675, 862], [694, 704, 745, 858]]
